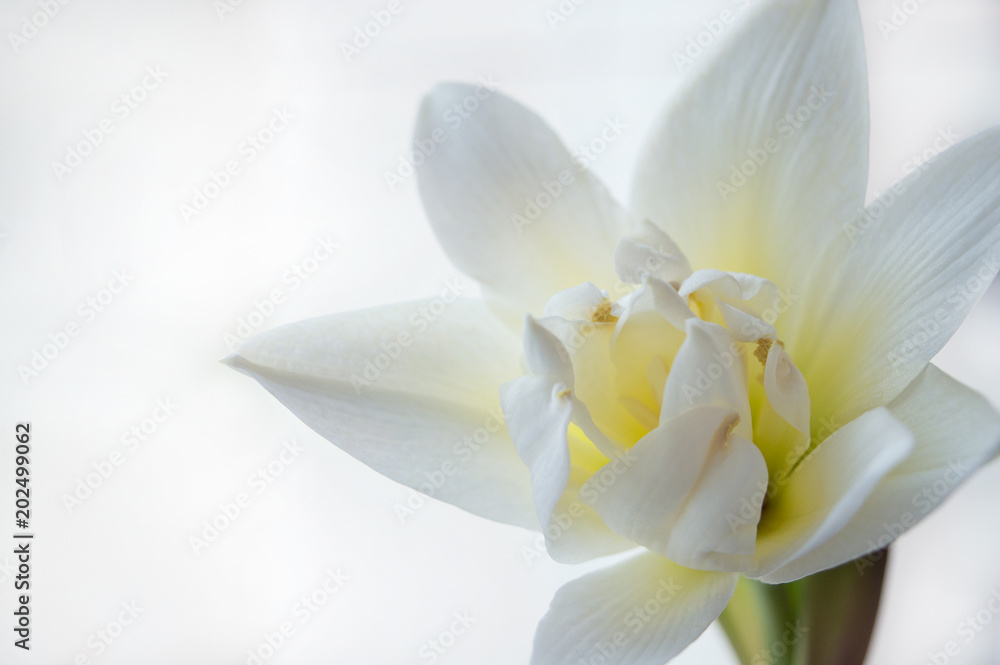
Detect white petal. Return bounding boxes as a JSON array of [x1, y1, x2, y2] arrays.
[[532, 552, 737, 665], [523, 315, 574, 386], [588, 407, 767, 571], [500, 374, 632, 563], [753, 408, 914, 581], [416, 84, 633, 322], [760, 364, 1000, 582], [680, 270, 783, 342], [660, 319, 751, 438], [543, 282, 608, 320], [612, 277, 694, 344], [500, 375, 573, 529], [613, 219, 693, 286], [668, 435, 768, 571], [763, 343, 810, 438], [225, 299, 538, 530], [539, 316, 652, 449], [632, 0, 869, 291], [787, 127, 1000, 428]]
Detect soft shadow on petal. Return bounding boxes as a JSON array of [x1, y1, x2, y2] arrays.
[[787, 127, 1000, 430], [416, 83, 634, 324], [501, 374, 633, 563], [759, 364, 1000, 583], [589, 407, 767, 572], [531, 551, 738, 665], [632, 0, 869, 292], [752, 407, 913, 581], [224, 298, 538, 530]]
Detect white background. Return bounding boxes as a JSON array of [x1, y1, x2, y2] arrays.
[[1, 0, 999, 663]]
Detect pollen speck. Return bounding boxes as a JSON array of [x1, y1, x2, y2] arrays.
[[557, 388, 572, 399], [591, 299, 618, 323], [754, 337, 784, 365]]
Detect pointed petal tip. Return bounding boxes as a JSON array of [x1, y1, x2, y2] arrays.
[[219, 351, 251, 376]]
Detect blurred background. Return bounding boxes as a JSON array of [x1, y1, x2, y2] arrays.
[[1, 0, 999, 663]]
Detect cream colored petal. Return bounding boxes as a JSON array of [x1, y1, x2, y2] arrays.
[[759, 365, 1000, 583], [532, 552, 737, 665], [753, 407, 913, 580], [660, 319, 751, 439], [225, 299, 537, 530], [786, 127, 1000, 429], [500, 374, 632, 563], [632, 0, 869, 292], [417, 83, 633, 323], [613, 219, 693, 286]]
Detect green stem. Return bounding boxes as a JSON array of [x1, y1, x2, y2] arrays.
[[719, 550, 888, 665]]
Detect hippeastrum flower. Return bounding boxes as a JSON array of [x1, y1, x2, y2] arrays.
[[225, 0, 1000, 662]]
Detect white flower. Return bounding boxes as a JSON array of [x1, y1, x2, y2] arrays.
[[225, 0, 1000, 662]]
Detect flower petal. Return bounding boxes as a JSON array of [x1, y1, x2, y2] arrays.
[[680, 270, 784, 342], [500, 375, 574, 533], [660, 319, 751, 438], [787, 127, 1000, 429], [632, 0, 869, 291], [224, 299, 538, 530], [416, 83, 633, 322], [523, 315, 575, 386], [501, 373, 632, 563], [588, 406, 767, 572], [763, 342, 810, 438], [753, 407, 914, 581], [543, 282, 609, 320], [532, 551, 737, 665], [613, 219, 693, 286], [612, 277, 694, 343], [759, 364, 1000, 583]]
